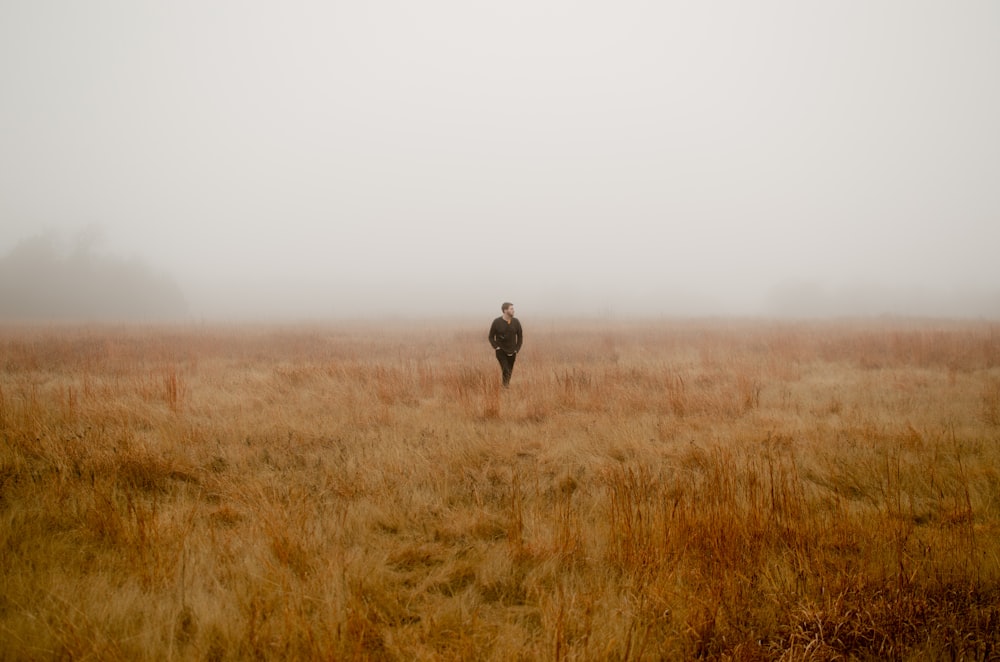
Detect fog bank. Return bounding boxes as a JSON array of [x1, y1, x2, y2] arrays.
[[2, 2, 998, 321]]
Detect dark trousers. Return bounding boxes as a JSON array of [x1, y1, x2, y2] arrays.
[[495, 349, 516, 387]]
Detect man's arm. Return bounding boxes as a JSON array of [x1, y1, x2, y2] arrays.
[[488, 320, 499, 350], [515, 320, 523, 352]]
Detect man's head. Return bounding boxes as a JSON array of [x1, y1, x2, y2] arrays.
[[502, 302, 514, 318]]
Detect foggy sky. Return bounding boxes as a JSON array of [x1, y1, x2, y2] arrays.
[[2, 1, 999, 320]]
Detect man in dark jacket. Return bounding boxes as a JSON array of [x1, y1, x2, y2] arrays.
[[488, 302, 523, 388]]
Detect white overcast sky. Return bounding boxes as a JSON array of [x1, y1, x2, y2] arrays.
[[1, 1, 999, 319]]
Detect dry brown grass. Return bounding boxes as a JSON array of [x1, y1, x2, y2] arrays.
[[2, 317, 1000, 660]]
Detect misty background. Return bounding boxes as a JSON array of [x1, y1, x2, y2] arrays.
[[1, 1, 998, 321]]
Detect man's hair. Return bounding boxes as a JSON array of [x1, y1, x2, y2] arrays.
[[502, 302, 513, 313]]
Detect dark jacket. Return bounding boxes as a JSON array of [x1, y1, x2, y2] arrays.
[[489, 316, 523, 354]]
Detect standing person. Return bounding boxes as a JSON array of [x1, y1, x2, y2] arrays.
[[488, 302, 523, 388]]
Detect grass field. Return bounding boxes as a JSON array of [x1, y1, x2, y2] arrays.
[[2, 318, 999, 660]]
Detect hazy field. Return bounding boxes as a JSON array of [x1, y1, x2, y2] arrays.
[[2, 318, 999, 660]]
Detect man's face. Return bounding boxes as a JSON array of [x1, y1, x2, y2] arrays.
[[504, 305, 515, 319]]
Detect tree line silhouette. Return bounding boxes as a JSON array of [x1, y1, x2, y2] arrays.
[[0, 234, 187, 321]]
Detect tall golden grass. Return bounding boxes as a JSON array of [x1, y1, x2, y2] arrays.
[[1, 318, 999, 660]]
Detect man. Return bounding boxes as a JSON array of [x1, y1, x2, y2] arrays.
[[488, 302, 523, 388]]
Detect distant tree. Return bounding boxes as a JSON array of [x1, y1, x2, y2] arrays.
[[0, 233, 187, 321]]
